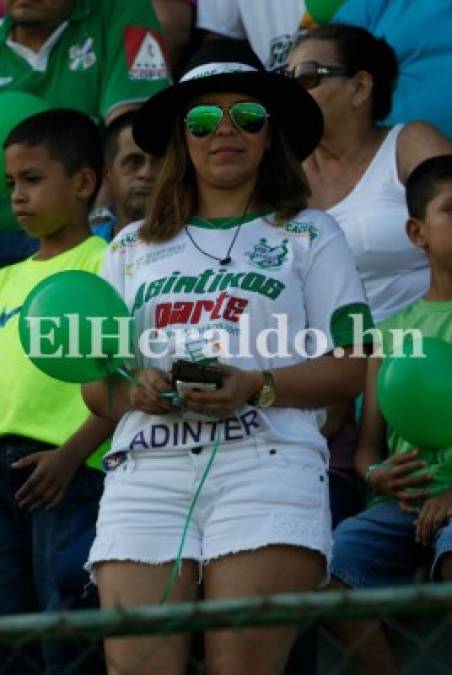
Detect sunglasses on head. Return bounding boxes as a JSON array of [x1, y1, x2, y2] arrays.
[[185, 102, 270, 137], [287, 60, 352, 90]]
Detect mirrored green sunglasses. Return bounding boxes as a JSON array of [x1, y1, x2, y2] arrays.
[[185, 102, 269, 137]]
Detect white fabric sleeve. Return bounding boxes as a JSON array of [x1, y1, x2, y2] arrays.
[[196, 0, 246, 38], [101, 230, 139, 369], [101, 242, 126, 300], [300, 211, 369, 354]]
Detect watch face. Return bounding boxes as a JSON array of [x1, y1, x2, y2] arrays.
[[255, 370, 275, 408], [258, 386, 275, 408]]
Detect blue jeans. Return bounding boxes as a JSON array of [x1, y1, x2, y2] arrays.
[[55, 525, 99, 609], [331, 501, 452, 588], [0, 436, 104, 674]]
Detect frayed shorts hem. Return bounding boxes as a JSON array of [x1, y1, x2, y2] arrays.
[[87, 539, 330, 586]]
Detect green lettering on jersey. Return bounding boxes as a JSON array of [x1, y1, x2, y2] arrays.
[[131, 268, 286, 312], [132, 282, 146, 314], [145, 278, 166, 301]]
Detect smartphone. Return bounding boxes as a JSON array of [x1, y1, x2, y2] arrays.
[[175, 380, 218, 396], [171, 360, 222, 421], [171, 359, 223, 389]]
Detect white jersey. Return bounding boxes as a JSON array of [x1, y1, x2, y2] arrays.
[[197, 0, 308, 72], [102, 210, 370, 461]]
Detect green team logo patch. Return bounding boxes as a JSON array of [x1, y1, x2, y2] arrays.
[[68, 38, 96, 71], [284, 221, 319, 240], [246, 238, 289, 269]]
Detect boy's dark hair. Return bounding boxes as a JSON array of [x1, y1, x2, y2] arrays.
[[4, 108, 104, 197], [104, 111, 137, 165], [406, 154, 452, 219], [295, 24, 398, 121]]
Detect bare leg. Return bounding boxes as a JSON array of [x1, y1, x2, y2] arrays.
[[95, 559, 199, 675], [203, 544, 324, 675], [324, 577, 399, 675]]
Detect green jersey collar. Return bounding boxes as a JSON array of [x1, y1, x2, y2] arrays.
[[188, 209, 273, 229]]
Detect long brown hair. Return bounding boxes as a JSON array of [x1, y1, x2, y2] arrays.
[[139, 110, 311, 243]]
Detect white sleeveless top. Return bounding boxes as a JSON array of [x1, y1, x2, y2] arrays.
[[328, 125, 430, 323]]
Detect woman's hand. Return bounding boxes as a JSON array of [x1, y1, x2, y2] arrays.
[[182, 365, 262, 417], [129, 368, 175, 415], [368, 449, 432, 505]]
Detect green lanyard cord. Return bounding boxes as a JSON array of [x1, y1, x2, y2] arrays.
[[160, 429, 221, 604]]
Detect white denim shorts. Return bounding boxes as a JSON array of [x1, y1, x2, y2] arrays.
[[86, 438, 332, 579]]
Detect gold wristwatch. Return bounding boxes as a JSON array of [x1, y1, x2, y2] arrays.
[[251, 370, 275, 408]]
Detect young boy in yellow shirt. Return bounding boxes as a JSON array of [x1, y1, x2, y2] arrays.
[[0, 108, 112, 673]]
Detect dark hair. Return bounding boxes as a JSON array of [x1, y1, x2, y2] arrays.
[[104, 111, 137, 164], [4, 108, 104, 195], [406, 154, 452, 219], [295, 24, 398, 121], [139, 113, 310, 243]]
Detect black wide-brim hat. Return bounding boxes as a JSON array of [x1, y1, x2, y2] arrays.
[[133, 39, 323, 161]]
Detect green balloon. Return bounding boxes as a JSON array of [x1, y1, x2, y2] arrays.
[[306, 0, 347, 25], [377, 337, 452, 449], [19, 270, 133, 383], [0, 91, 50, 198]]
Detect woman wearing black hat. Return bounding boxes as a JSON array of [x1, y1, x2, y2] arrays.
[[83, 40, 373, 675]]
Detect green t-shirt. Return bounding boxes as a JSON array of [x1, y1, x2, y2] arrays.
[[0, 0, 170, 232], [378, 298, 452, 497], [0, 0, 170, 119], [0, 235, 108, 468]]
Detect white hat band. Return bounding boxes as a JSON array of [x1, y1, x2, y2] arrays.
[[180, 62, 258, 82]]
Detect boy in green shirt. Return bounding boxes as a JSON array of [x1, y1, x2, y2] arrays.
[[0, 108, 113, 673], [328, 154, 452, 675]]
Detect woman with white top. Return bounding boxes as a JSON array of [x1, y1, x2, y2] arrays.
[[82, 39, 372, 675], [289, 23, 452, 324], [287, 25, 452, 529]]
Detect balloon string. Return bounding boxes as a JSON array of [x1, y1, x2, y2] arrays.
[[114, 361, 220, 602], [103, 365, 144, 413], [160, 426, 220, 604], [115, 365, 144, 388]]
